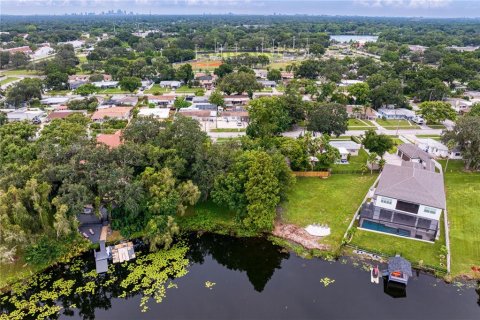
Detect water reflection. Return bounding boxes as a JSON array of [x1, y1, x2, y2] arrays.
[[187, 233, 289, 292]]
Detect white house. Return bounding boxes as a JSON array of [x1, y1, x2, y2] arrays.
[[330, 140, 362, 156], [358, 163, 446, 242], [444, 98, 473, 114], [138, 108, 170, 120], [415, 138, 462, 159], [160, 81, 182, 89], [6, 108, 45, 122], [377, 107, 416, 120], [337, 147, 349, 163], [92, 81, 119, 89]]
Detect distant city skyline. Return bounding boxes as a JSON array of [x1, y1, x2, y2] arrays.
[[1, 0, 479, 18]]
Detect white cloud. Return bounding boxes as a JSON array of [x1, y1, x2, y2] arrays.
[[355, 0, 452, 8]]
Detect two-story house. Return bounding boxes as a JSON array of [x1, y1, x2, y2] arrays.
[[358, 163, 446, 242]]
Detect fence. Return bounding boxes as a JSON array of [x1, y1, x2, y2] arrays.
[[292, 171, 331, 178]]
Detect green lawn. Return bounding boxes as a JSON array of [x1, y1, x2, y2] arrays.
[[98, 88, 131, 94], [347, 118, 375, 130], [144, 84, 170, 94], [0, 77, 19, 85], [2, 69, 39, 76], [176, 85, 203, 94], [45, 89, 72, 96], [375, 119, 420, 129], [281, 174, 377, 251], [427, 124, 446, 129], [350, 219, 446, 270], [331, 148, 369, 172], [443, 170, 480, 277], [388, 137, 405, 154], [331, 136, 353, 141]]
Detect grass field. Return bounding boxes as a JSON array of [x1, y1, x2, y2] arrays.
[[281, 174, 377, 251], [350, 219, 446, 270], [375, 119, 420, 129], [416, 134, 441, 141], [331, 148, 369, 172], [0, 76, 19, 85], [97, 88, 131, 94], [438, 160, 480, 277], [176, 85, 203, 94], [2, 69, 39, 76], [348, 118, 375, 130], [144, 84, 170, 94]]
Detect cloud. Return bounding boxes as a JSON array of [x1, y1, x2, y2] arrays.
[[355, 0, 452, 7]]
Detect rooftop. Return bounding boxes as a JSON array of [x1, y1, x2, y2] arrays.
[[375, 164, 446, 209], [96, 130, 123, 148]]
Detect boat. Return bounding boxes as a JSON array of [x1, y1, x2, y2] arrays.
[[370, 265, 380, 284]]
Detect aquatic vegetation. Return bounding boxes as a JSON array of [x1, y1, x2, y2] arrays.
[[1, 243, 190, 318], [205, 281, 216, 289], [119, 244, 190, 312], [320, 277, 335, 287]]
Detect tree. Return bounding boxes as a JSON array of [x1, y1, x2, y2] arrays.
[[6, 78, 43, 107], [0, 51, 10, 69], [209, 90, 225, 107], [294, 59, 320, 79], [45, 71, 68, 90], [74, 83, 98, 96], [368, 78, 405, 109], [246, 96, 291, 138], [267, 69, 281, 82], [213, 63, 234, 78], [173, 96, 191, 110], [307, 103, 348, 137], [444, 139, 456, 172], [218, 72, 261, 95], [467, 103, 480, 117], [175, 63, 194, 84], [213, 150, 290, 232], [442, 116, 480, 171], [119, 76, 141, 92], [362, 130, 394, 157], [347, 83, 370, 105], [417, 101, 457, 124], [10, 52, 28, 68], [367, 152, 378, 174], [310, 44, 325, 56]]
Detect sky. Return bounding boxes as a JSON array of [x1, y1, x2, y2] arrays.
[[1, 0, 479, 18]]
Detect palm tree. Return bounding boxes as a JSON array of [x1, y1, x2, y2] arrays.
[[378, 158, 387, 171], [444, 139, 456, 173], [367, 152, 378, 175]]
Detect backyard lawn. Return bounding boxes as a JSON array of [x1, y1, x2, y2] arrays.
[[347, 118, 375, 130], [331, 148, 369, 172], [375, 119, 419, 129], [176, 85, 203, 94], [443, 169, 480, 277], [144, 84, 170, 94], [416, 134, 441, 141], [350, 221, 446, 270], [97, 88, 131, 94], [281, 174, 377, 251]]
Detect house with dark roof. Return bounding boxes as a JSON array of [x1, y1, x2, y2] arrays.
[[358, 163, 446, 242], [396, 144, 434, 171]]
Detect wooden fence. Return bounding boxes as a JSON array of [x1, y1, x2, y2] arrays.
[[292, 171, 331, 178]]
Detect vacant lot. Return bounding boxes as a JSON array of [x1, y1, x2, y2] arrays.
[[443, 170, 480, 277], [347, 118, 375, 130], [281, 175, 377, 251], [375, 119, 420, 129]]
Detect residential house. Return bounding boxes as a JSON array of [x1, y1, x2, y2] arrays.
[[415, 138, 462, 159], [41, 97, 70, 106], [96, 130, 123, 148], [346, 105, 377, 120], [280, 71, 294, 80], [444, 98, 473, 114], [32, 45, 54, 59], [254, 69, 268, 79], [223, 95, 249, 107], [190, 102, 217, 111], [330, 140, 362, 156], [92, 81, 119, 89], [192, 96, 209, 104], [148, 95, 176, 107], [91, 107, 132, 122], [6, 108, 45, 122], [377, 107, 416, 120], [195, 74, 215, 89], [339, 79, 364, 87], [396, 144, 434, 171], [221, 110, 249, 123], [68, 75, 90, 90], [358, 163, 446, 242], [160, 80, 182, 89], [1, 46, 33, 56], [140, 80, 153, 90], [179, 109, 216, 122], [59, 40, 85, 49], [408, 45, 427, 53], [138, 108, 170, 120], [47, 110, 87, 121], [337, 147, 350, 163], [108, 95, 138, 106], [257, 80, 277, 88]]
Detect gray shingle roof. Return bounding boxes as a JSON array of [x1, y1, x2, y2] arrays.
[[375, 164, 446, 209], [388, 256, 412, 277]]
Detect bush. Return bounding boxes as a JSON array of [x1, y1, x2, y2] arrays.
[[25, 236, 66, 267]]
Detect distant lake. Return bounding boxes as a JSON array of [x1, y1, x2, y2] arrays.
[[331, 35, 379, 43]]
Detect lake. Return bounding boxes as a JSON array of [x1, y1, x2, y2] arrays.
[[331, 35, 379, 43], [1, 234, 479, 319]]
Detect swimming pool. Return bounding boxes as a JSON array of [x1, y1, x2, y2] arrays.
[[361, 220, 411, 237]]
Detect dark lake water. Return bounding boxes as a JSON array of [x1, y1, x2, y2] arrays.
[[2, 234, 479, 319]]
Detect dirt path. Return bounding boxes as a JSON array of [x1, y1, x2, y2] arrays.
[[272, 222, 330, 251]]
